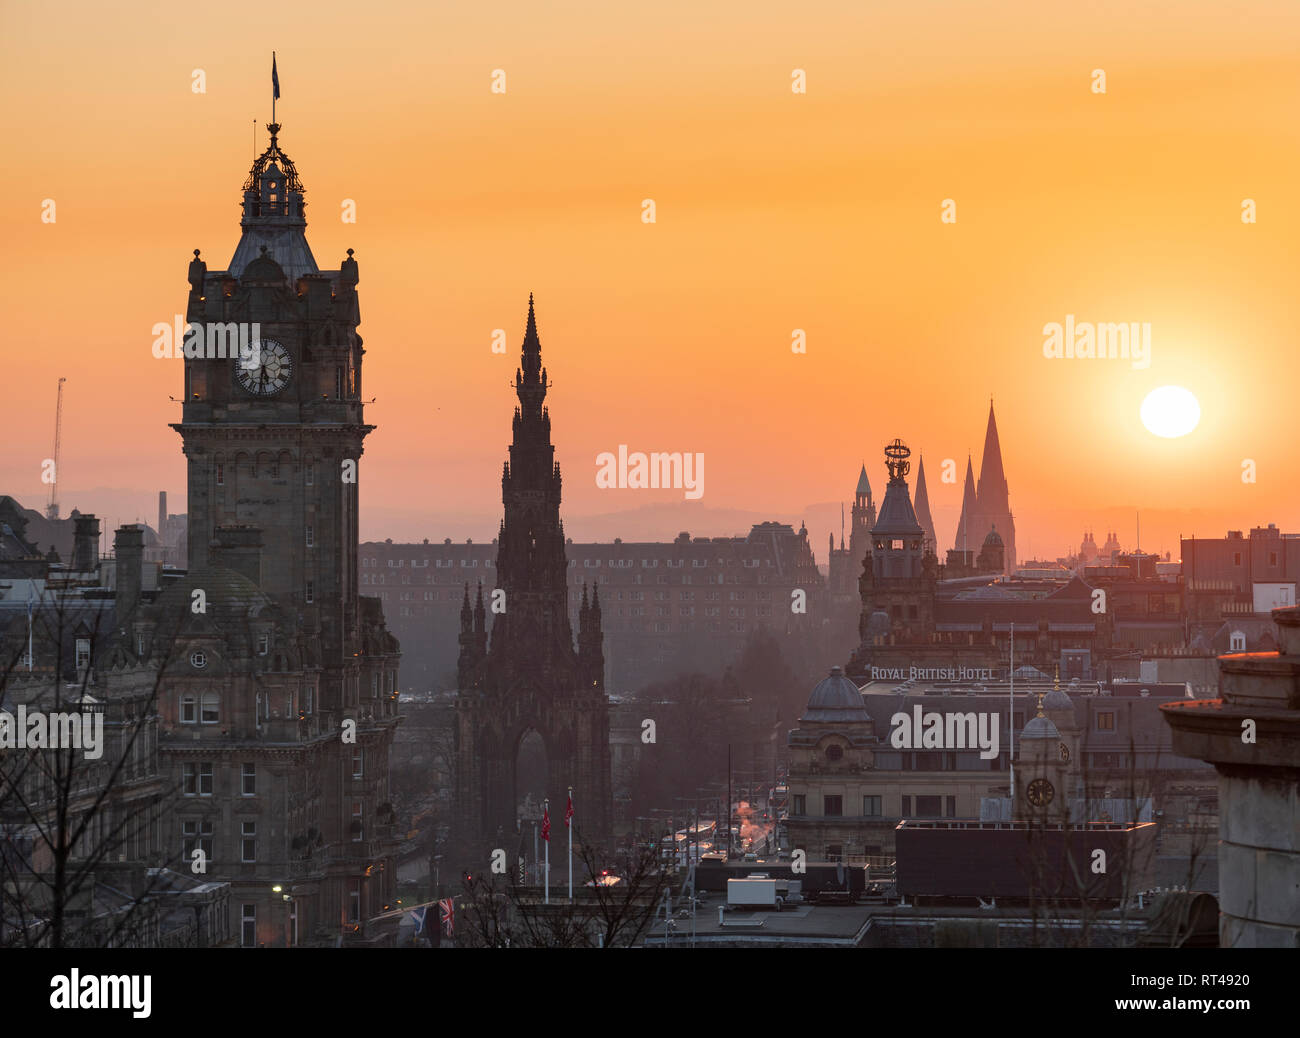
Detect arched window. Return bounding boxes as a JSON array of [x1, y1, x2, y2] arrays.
[[180, 693, 197, 724], [201, 691, 220, 724], [825, 744, 843, 762], [1229, 630, 1246, 652]]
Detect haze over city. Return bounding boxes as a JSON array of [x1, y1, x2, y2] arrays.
[[4, 1, 1299, 559]]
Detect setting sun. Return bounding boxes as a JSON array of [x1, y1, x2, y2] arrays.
[[1140, 385, 1202, 439]]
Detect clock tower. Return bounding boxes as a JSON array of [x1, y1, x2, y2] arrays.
[[174, 122, 371, 706], [153, 118, 401, 943], [1015, 688, 1070, 819]]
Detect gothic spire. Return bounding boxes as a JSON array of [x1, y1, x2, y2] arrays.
[[913, 453, 938, 556], [856, 463, 871, 499], [976, 397, 1008, 509], [955, 454, 978, 552]]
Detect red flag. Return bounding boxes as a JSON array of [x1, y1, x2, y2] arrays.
[[541, 806, 550, 842], [565, 793, 574, 828]]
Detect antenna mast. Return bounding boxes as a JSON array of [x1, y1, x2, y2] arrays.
[[46, 377, 67, 520]]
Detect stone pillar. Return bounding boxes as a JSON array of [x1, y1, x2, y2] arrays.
[[1162, 605, 1300, 947]]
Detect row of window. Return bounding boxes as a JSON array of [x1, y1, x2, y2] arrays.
[[182, 754, 363, 799], [791, 794, 955, 818], [214, 460, 318, 485], [363, 556, 780, 570]]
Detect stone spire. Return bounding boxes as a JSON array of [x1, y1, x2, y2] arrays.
[[491, 296, 581, 686], [954, 455, 978, 552], [913, 453, 937, 557], [974, 398, 1016, 571]]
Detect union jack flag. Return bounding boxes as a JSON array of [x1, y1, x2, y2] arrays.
[[438, 897, 455, 937]]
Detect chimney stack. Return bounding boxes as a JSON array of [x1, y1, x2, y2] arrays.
[[209, 525, 263, 585], [73, 513, 100, 572], [114, 525, 145, 619], [158, 491, 167, 538]]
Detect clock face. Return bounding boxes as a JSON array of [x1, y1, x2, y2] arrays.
[[237, 339, 292, 396], [1027, 778, 1055, 807]]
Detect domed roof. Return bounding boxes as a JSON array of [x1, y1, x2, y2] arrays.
[[983, 524, 1004, 547], [152, 563, 275, 623], [1021, 714, 1060, 740], [802, 666, 870, 723], [241, 247, 287, 284], [1042, 688, 1072, 711]]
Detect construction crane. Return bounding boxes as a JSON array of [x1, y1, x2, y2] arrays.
[[46, 377, 67, 520]]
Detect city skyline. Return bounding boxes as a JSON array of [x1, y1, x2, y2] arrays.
[[4, 1, 1298, 561]]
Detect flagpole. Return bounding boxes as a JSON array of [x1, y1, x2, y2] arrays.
[[567, 786, 573, 902], [543, 798, 550, 905], [272, 51, 276, 125], [1009, 622, 1015, 806]]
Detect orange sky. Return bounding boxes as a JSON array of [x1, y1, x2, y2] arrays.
[[2, 0, 1298, 562]]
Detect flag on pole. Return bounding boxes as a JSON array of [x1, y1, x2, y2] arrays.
[[565, 793, 574, 828], [410, 906, 427, 936], [272, 53, 280, 100], [438, 898, 455, 937], [541, 805, 551, 842]]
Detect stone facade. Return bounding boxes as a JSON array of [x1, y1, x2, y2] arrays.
[[1163, 604, 1300, 947]]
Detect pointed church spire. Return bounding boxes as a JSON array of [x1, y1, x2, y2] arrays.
[[856, 463, 871, 498], [913, 454, 938, 556], [515, 293, 547, 419], [955, 454, 978, 552], [977, 398, 1007, 495], [974, 398, 1015, 572], [460, 582, 472, 631]]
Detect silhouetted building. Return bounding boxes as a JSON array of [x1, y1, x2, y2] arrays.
[[849, 441, 1108, 683], [365, 522, 827, 691], [93, 119, 402, 946], [455, 297, 613, 848], [1182, 525, 1297, 651]]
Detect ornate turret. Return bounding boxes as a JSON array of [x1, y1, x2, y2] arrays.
[[848, 439, 934, 669], [229, 123, 318, 281], [577, 583, 605, 690]]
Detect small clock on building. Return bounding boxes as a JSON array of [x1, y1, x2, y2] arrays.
[[1026, 777, 1055, 807], [237, 339, 293, 396]]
